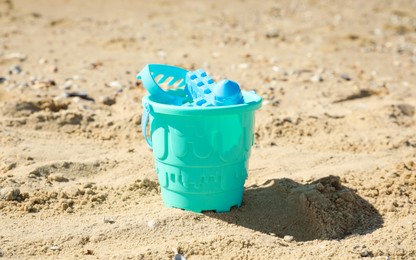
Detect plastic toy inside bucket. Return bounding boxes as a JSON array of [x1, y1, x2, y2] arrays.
[[141, 90, 262, 212]]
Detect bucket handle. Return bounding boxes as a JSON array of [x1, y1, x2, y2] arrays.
[[141, 102, 153, 149]]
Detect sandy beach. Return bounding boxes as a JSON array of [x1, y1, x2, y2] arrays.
[[1, 0, 415, 259]]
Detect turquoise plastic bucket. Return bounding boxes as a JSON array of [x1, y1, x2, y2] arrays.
[[142, 91, 262, 212]]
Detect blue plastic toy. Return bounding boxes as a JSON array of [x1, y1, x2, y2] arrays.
[[212, 79, 244, 106], [185, 69, 216, 106], [136, 64, 188, 106], [184, 69, 244, 107], [137, 64, 244, 107]]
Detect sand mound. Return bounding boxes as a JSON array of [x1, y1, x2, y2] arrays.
[[295, 176, 382, 240], [208, 175, 382, 241]]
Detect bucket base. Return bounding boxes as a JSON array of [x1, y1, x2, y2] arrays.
[[161, 187, 243, 213]]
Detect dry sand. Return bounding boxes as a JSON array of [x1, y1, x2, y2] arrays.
[[1, 0, 416, 259]]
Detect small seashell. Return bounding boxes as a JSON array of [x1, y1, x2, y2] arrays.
[[62, 80, 73, 90], [49, 246, 61, 251], [340, 73, 351, 81], [147, 219, 157, 229], [360, 248, 372, 257], [239, 63, 250, 69], [104, 217, 116, 224], [107, 81, 122, 89], [310, 74, 323, 82], [283, 235, 294, 242], [265, 29, 280, 38], [4, 52, 27, 61], [272, 66, 280, 72], [157, 50, 167, 60], [38, 58, 47, 64], [211, 52, 220, 58]]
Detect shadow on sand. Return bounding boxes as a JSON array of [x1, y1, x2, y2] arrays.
[[204, 175, 383, 241]]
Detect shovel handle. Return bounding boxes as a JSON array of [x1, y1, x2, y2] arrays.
[[141, 103, 153, 149]]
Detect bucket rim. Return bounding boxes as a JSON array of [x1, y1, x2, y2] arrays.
[[142, 90, 262, 116]]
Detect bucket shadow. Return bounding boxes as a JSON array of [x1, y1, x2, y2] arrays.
[[204, 175, 383, 241]]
